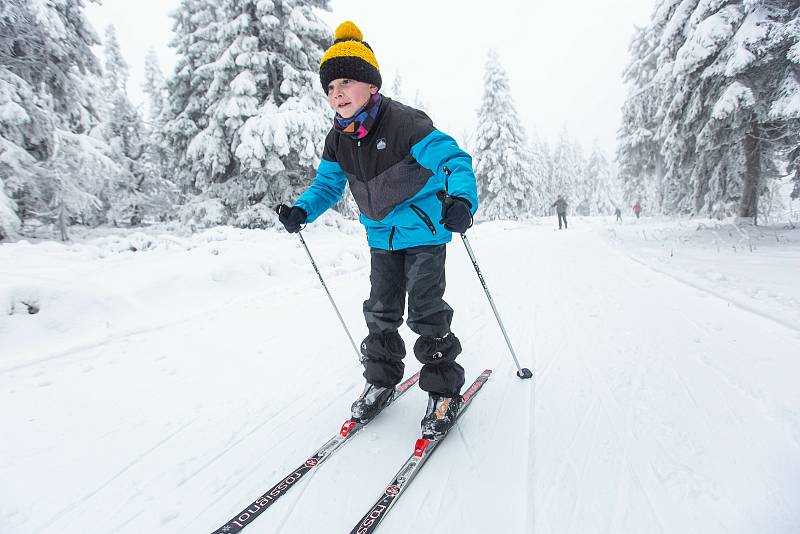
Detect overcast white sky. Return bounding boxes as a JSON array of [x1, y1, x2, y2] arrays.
[[85, 0, 655, 157]]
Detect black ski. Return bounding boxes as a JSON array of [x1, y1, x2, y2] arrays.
[[210, 371, 421, 534], [349, 369, 493, 534]]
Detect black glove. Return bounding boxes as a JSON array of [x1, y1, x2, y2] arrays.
[[439, 196, 473, 233], [276, 204, 307, 233]]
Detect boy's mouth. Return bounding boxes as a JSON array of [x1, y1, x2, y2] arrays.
[[337, 102, 351, 109]]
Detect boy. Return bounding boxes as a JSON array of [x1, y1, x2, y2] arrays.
[[277, 21, 478, 438]]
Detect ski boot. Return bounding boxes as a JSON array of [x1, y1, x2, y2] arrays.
[[421, 394, 462, 439], [351, 382, 394, 423]]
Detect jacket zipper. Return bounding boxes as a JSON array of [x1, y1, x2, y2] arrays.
[[389, 226, 395, 251], [356, 140, 373, 215], [409, 204, 437, 235]]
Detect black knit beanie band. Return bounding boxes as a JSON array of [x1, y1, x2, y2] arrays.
[[320, 56, 382, 92]]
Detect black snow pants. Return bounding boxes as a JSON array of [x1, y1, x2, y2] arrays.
[[557, 213, 568, 229], [360, 244, 465, 397]]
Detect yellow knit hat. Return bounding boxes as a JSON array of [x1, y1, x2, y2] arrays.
[[319, 21, 382, 92]]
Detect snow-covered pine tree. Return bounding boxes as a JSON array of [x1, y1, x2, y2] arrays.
[[99, 27, 176, 226], [619, 0, 800, 219], [175, 0, 331, 227], [546, 129, 583, 215], [767, 1, 800, 202], [389, 72, 408, 103], [186, 0, 261, 193], [617, 22, 666, 212], [0, 176, 20, 240], [0, 0, 127, 239], [572, 139, 593, 216], [669, 0, 799, 219], [412, 90, 430, 114], [582, 141, 619, 215], [144, 49, 169, 124], [141, 49, 177, 221], [100, 25, 146, 225], [638, 0, 708, 216], [162, 0, 221, 197], [0, 67, 35, 238], [792, 141, 800, 199], [527, 130, 551, 216], [103, 25, 129, 96], [473, 50, 540, 220]]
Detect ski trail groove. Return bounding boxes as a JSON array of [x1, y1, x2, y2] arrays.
[[38, 419, 195, 533], [185, 375, 356, 532], [597, 232, 800, 335]]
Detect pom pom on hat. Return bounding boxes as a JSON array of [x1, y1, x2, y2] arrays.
[[335, 21, 363, 42]]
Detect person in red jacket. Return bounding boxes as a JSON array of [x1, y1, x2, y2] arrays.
[[633, 200, 642, 219]]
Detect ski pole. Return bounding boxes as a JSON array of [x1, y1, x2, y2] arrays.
[[275, 205, 361, 362], [437, 191, 533, 380]]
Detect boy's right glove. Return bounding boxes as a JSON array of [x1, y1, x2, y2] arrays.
[[439, 196, 473, 233], [276, 204, 307, 233]]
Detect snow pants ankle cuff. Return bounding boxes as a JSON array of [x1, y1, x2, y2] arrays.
[[414, 333, 465, 397], [360, 331, 406, 388]]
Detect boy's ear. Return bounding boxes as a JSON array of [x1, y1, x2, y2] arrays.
[[370, 85, 378, 94]]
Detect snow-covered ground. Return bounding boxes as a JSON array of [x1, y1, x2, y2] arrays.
[[1, 216, 799, 533], [605, 216, 800, 331]]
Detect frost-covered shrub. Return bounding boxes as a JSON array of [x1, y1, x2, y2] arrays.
[[233, 202, 279, 229], [178, 198, 230, 230]]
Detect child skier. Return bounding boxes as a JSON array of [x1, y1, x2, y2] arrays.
[[277, 21, 478, 438]]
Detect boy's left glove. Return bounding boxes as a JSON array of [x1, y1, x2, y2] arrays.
[[276, 204, 307, 233], [440, 197, 473, 233]]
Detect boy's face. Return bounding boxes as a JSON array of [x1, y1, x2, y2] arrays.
[[327, 78, 378, 119]]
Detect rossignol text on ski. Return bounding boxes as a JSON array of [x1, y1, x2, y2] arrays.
[[210, 371, 420, 534], [349, 369, 493, 534]]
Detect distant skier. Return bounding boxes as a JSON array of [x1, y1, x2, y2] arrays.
[[633, 200, 642, 219], [276, 21, 478, 438], [551, 195, 568, 229], [614, 206, 622, 222]]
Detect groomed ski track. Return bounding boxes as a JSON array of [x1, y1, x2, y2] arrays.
[[2, 222, 799, 533]]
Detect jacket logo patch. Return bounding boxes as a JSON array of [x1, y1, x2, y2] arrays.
[[376, 138, 387, 150]]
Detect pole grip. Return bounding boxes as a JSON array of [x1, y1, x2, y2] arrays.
[[437, 190, 454, 207]]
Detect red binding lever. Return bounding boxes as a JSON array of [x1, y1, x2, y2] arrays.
[[340, 421, 357, 437], [414, 438, 431, 458]]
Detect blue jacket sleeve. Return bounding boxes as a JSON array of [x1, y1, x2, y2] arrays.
[[293, 158, 347, 223], [410, 130, 479, 214]]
